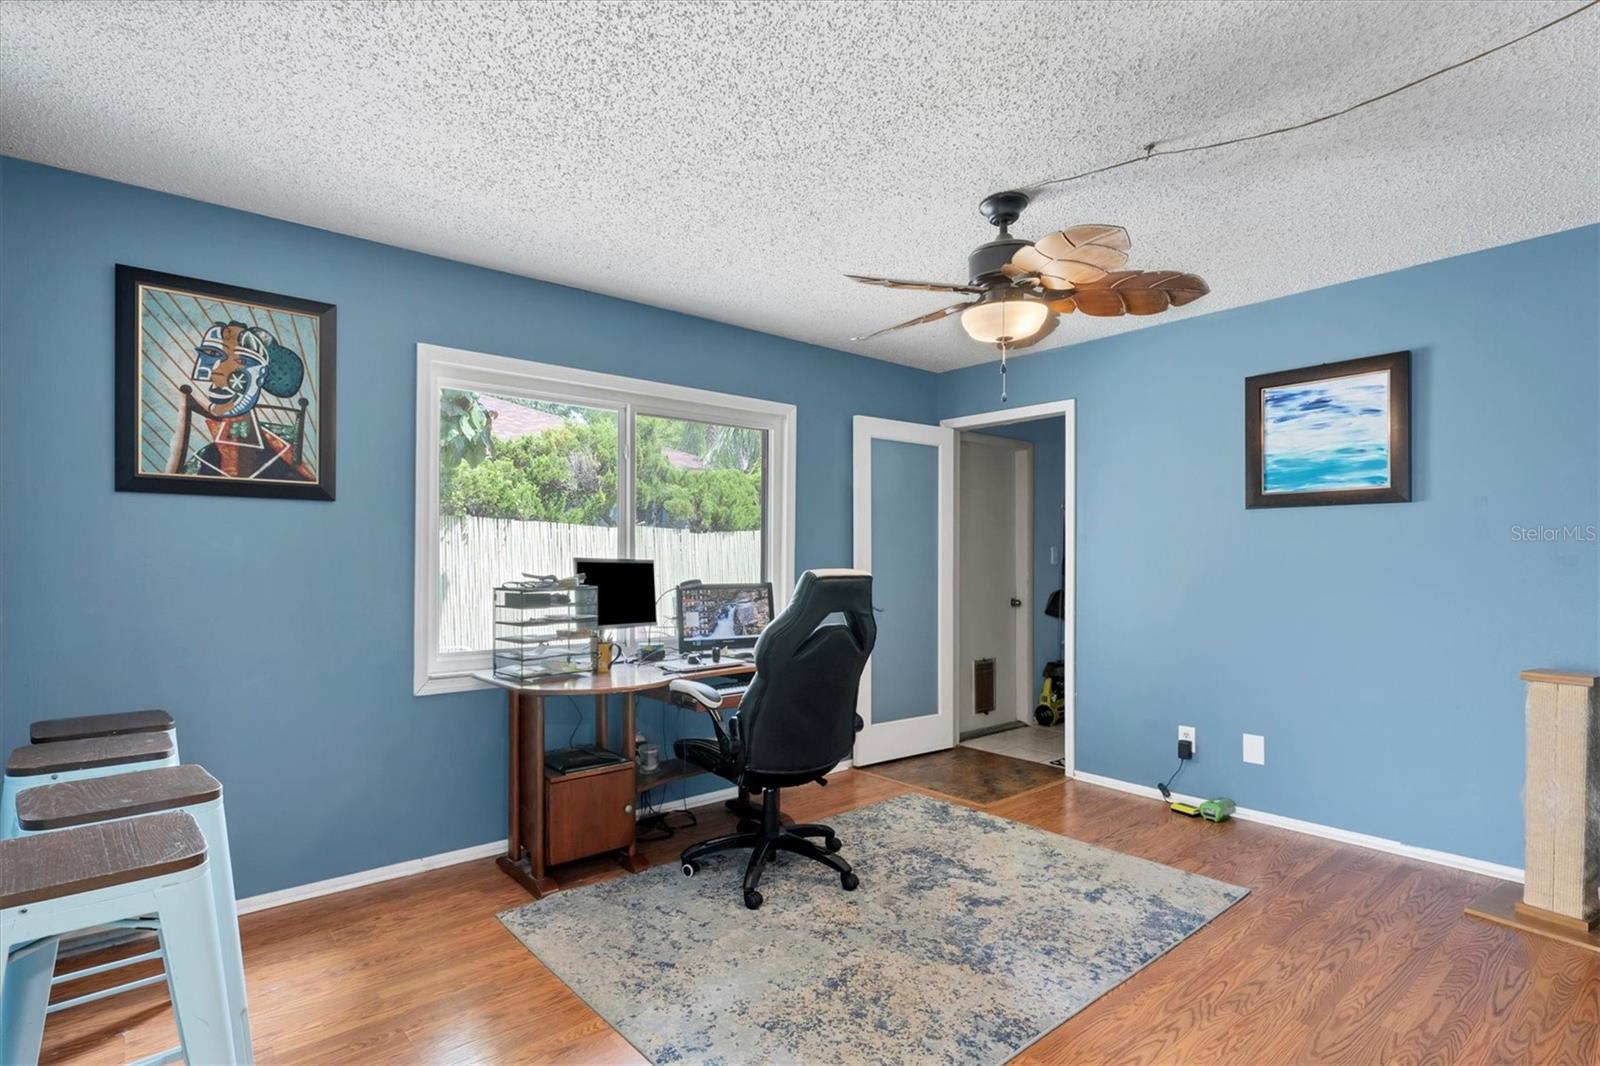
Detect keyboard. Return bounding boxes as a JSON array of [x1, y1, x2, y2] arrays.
[[657, 657, 751, 674]]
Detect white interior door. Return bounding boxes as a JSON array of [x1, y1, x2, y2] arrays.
[[852, 416, 955, 766]]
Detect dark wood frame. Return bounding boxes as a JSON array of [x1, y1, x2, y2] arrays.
[[115, 264, 336, 501], [1245, 350, 1411, 509]]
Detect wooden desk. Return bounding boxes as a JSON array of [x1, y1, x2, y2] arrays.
[[475, 662, 755, 897]]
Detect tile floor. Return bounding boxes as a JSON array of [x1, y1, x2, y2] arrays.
[[960, 722, 1065, 765]]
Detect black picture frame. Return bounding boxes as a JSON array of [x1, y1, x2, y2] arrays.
[[116, 265, 336, 501], [1245, 350, 1410, 509]]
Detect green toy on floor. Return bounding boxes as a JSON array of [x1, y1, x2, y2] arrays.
[[1170, 797, 1236, 822]]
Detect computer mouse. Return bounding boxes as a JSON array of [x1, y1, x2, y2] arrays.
[[686, 654, 703, 664]]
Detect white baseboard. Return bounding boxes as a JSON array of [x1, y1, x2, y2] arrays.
[[1072, 771, 1523, 883], [236, 763, 855, 915], [236, 839, 507, 914]]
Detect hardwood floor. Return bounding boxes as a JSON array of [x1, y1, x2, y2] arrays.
[[860, 745, 1064, 804], [37, 770, 1599, 1065]]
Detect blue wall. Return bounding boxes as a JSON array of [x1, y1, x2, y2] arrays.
[[4, 154, 1593, 887], [981, 418, 1068, 695], [940, 226, 1600, 868], [0, 158, 938, 896]]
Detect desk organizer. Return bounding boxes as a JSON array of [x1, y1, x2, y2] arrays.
[[492, 575, 599, 683]]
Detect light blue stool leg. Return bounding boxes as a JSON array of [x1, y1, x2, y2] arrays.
[[11, 793, 253, 1062], [1, 935, 60, 1065], [188, 798, 253, 1064], [154, 861, 235, 1066], [2, 752, 179, 840]]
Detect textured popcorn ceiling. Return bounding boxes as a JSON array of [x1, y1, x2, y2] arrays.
[[2, 1, 1596, 371]]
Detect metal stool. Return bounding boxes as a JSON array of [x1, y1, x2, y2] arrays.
[[15, 765, 252, 1064], [31, 710, 177, 759], [0, 812, 237, 1066], [2, 735, 177, 841]]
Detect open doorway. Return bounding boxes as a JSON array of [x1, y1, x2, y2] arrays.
[[946, 402, 1075, 773]]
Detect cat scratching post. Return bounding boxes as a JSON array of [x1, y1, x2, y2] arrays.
[[1466, 668, 1600, 953]]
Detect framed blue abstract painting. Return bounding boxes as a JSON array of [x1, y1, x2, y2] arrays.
[[1245, 351, 1410, 508]]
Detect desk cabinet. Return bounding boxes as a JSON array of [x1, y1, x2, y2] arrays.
[[545, 763, 635, 866]]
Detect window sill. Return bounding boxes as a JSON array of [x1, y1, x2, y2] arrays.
[[416, 672, 494, 697]]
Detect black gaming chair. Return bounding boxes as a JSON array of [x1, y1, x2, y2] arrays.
[[670, 569, 876, 909]]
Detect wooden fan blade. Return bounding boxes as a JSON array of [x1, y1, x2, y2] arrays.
[[1159, 272, 1210, 306], [1073, 270, 1210, 315], [1008, 313, 1060, 350], [1047, 295, 1077, 314], [845, 274, 982, 294], [1010, 244, 1052, 275], [850, 300, 974, 341], [1070, 289, 1127, 316], [1040, 260, 1107, 287], [1063, 244, 1129, 271], [1000, 262, 1033, 280], [1034, 224, 1131, 259]]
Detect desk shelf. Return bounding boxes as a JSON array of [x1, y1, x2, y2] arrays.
[[636, 758, 694, 790]]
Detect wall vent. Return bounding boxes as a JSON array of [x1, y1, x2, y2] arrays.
[[974, 658, 996, 716]]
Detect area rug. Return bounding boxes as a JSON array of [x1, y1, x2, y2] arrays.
[[859, 745, 1063, 804], [499, 793, 1247, 1065]]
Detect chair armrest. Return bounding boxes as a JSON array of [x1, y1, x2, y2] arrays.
[[669, 679, 736, 753], [669, 678, 722, 709]]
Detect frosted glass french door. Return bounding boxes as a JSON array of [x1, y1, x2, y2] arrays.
[[851, 416, 956, 766]]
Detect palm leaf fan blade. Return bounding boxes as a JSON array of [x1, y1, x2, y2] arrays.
[[1033, 224, 1131, 259], [850, 300, 973, 341], [845, 274, 981, 293], [1070, 289, 1127, 316]]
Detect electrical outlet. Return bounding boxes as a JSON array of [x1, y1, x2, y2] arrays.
[[1243, 733, 1265, 765], [1178, 725, 1196, 753]]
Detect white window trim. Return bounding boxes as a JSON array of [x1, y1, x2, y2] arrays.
[[414, 342, 797, 695]]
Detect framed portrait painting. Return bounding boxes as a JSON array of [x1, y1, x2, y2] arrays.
[[1245, 350, 1410, 508], [116, 265, 336, 500]]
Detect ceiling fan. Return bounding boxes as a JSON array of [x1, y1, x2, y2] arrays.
[[845, 190, 1210, 370]]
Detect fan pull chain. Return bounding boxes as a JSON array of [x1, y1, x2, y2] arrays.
[[999, 340, 1009, 403]]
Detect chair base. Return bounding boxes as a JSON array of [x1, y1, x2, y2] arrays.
[[681, 788, 857, 909]]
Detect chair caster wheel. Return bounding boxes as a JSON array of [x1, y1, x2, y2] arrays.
[[744, 889, 763, 909], [841, 871, 859, 891], [824, 834, 842, 853], [682, 861, 700, 877]]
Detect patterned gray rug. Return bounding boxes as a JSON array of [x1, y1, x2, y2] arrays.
[[499, 793, 1247, 1065]]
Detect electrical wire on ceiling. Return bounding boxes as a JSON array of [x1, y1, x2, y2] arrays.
[[1023, 0, 1599, 195]]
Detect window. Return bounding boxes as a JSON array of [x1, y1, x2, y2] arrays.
[[415, 344, 794, 694]]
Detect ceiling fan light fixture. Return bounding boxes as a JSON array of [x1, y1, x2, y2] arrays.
[[960, 292, 1049, 345]]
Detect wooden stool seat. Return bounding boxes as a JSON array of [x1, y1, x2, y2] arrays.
[[31, 709, 174, 744], [0, 811, 206, 908], [5, 734, 175, 779], [16, 765, 221, 832]]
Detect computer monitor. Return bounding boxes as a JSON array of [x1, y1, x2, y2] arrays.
[[574, 558, 657, 628], [678, 582, 774, 653]]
